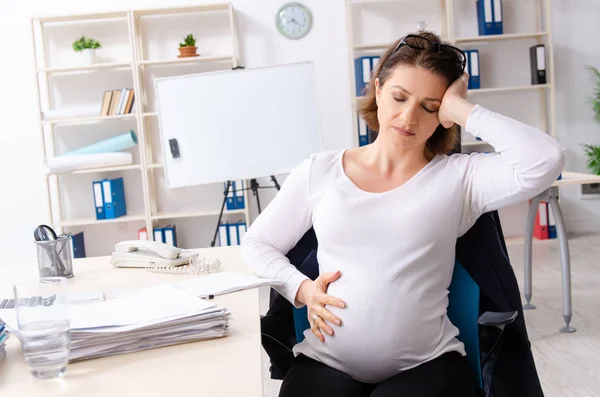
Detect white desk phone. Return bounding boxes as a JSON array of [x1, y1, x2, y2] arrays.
[[111, 240, 221, 274]]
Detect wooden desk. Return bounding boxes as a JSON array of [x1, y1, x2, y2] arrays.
[[0, 246, 263, 397], [524, 171, 600, 333]]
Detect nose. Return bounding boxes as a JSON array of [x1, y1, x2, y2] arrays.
[[400, 102, 419, 127]]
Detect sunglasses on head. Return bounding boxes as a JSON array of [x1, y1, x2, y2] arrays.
[[390, 34, 467, 74]]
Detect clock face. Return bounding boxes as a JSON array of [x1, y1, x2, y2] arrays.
[[276, 2, 313, 40]]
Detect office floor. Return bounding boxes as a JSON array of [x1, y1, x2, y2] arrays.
[[259, 233, 600, 397]]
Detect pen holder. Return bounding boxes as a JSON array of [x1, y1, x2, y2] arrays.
[[35, 237, 74, 279]]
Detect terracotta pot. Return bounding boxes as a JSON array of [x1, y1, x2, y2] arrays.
[[178, 46, 198, 58]]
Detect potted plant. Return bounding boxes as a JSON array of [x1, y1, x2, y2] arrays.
[[72, 35, 102, 65], [178, 33, 198, 58], [583, 65, 600, 175]]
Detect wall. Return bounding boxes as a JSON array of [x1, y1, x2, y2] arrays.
[[0, 0, 353, 264], [1, 0, 599, 265]]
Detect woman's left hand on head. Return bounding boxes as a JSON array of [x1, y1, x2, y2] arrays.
[[438, 72, 469, 128]]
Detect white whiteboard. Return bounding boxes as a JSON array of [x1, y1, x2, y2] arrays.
[[154, 62, 324, 188]]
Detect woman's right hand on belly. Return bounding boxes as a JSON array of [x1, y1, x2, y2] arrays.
[[296, 271, 346, 342]]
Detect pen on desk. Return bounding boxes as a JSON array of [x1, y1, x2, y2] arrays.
[[200, 295, 215, 300]]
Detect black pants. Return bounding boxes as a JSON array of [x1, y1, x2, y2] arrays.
[[278, 352, 477, 397]]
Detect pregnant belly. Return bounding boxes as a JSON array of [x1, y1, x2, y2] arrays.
[[303, 281, 458, 382]]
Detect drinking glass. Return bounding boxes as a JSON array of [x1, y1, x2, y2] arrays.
[[13, 277, 71, 379]]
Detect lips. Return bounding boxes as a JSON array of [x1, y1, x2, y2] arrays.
[[392, 126, 415, 137]]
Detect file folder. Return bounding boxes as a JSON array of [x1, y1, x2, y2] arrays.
[[533, 201, 548, 240], [228, 223, 239, 246], [138, 227, 148, 240], [354, 57, 372, 96], [466, 50, 481, 89], [93, 181, 105, 220], [218, 223, 229, 247], [234, 180, 245, 210], [530, 45, 547, 85], [102, 177, 127, 219], [225, 181, 236, 211], [163, 224, 178, 247], [63, 231, 86, 259], [358, 116, 369, 147], [237, 222, 247, 244], [492, 0, 503, 34], [548, 205, 557, 239], [153, 227, 165, 243], [476, 0, 494, 35]]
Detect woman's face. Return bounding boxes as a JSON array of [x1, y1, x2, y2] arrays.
[[375, 65, 448, 151]]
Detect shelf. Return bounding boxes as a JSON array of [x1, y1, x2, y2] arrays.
[[58, 214, 146, 228], [38, 62, 133, 74], [148, 164, 164, 169], [467, 84, 551, 95], [134, 3, 230, 17], [454, 32, 548, 44], [152, 209, 246, 221], [143, 112, 158, 118], [138, 55, 234, 67], [34, 11, 128, 24], [70, 165, 142, 175], [42, 113, 137, 126]]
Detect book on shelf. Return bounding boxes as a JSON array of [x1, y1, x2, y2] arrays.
[[101, 88, 135, 116]]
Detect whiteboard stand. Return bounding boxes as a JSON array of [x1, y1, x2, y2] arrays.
[[209, 176, 281, 247], [248, 176, 281, 214]]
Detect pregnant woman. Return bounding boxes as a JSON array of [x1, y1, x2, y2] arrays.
[[241, 30, 565, 397]]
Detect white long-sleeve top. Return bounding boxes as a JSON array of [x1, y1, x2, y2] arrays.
[[240, 104, 566, 383]]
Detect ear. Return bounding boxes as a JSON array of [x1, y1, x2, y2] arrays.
[[375, 78, 381, 105]]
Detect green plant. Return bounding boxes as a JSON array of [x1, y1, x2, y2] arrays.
[[179, 33, 196, 47], [586, 65, 600, 123], [72, 35, 102, 52], [583, 144, 600, 175], [583, 65, 600, 175]]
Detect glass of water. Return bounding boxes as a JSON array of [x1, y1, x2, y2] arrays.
[[13, 277, 71, 379]]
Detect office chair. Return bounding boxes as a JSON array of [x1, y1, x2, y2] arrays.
[[292, 258, 518, 395]]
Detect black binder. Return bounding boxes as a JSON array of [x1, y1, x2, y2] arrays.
[[529, 45, 547, 85]]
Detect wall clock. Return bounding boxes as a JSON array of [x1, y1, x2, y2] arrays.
[[275, 2, 313, 40]]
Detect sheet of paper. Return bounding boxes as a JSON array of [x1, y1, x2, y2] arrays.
[[173, 272, 281, 297]]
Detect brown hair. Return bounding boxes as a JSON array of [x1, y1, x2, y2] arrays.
[[358, 31, 463, 155]]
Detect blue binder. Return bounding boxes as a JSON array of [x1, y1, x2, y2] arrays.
[[153, 226, 165, 243], [163, 224, 177, 247], [547, 206, 557, 239], [492, 0, 503, 34], [354, 56, 379, 96], [237, 222, 247, 244], [476, 0, 495, 35], [102, 177, 127, 219], [358, 115, 369, 147], [225, 181, 236, 211], [92, 181, 105, 220], [234, 180, 245, 210], [465, 50, 481, 89], [218, 223, 229, 246], [228, 223, 239, 246], [70, 231, 86, 259]]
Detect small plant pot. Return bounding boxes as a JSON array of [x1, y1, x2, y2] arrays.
[[77, 48, 96, 65], [178, 46, 198, 58]]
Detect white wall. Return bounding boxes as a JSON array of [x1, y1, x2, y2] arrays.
[[1, 0, 600, 265], [0, 0, 353, 265]]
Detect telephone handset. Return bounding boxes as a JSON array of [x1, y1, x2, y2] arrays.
[[110, 240, 221, 274]]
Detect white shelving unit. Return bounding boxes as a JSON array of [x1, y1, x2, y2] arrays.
[[345, 0, 556, 150], [31, 3, 250, 255]]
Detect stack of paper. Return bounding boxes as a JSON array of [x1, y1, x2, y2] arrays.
[[65, 284, 229, 362], [0, 322, 7, 361]]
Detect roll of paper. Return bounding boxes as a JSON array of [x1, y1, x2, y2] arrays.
[[46, 152, 133, 174], [65, 130, 138, 156]]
